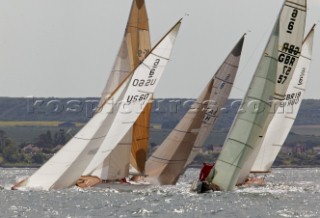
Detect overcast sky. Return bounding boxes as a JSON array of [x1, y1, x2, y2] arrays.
[[0, 0, 319, 99]]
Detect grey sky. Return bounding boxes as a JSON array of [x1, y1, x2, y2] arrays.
[[0, 0, 319, 99]]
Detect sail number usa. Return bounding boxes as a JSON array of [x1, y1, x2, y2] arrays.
[[131, 58, 160, 87], [127, 59, 160, 103]]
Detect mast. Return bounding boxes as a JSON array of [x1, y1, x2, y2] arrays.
[[251, 25, 315, 173], [145, 35, 245, 185]]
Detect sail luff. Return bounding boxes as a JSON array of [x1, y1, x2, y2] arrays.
[[83, 20, 182, 176], [144, 35, 245, 185], [211, 17, 280, 191], [251, 26, 315, 172], [236, 0, 307, 184]]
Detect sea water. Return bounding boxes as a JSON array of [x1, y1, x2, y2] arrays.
[[0, 168, 319, 218]]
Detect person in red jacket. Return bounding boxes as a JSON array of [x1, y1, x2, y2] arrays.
[[199, 162, 214, 181]]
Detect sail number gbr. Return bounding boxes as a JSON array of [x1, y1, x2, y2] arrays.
[[277, 43, 300, 84]]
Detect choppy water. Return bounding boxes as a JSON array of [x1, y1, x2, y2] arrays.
[[1, 168, 320, 218]]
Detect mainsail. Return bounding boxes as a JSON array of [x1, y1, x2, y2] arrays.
[[237, 0, 307, 184], [16, 19, 182, 190], [251, 25, 315, 173], [210, 13, 280, 191], [95, 0, 152, 179], [145, 35, 245, 185]]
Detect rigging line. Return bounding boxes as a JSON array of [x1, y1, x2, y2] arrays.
[[233, 19, 276, 95]]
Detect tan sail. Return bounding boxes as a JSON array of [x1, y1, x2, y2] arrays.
[[99, 0, 150, 101], [131, 100, 152, 173], [96, 0, 152, 178], [145, 36, 245, 185], [127, 0, 152, 174], [145, 81, 213, 185]]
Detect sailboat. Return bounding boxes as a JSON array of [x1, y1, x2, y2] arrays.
[[250, 25, 315, 175], [12, 18, 182, 191], [197, 0, 307, 192], [87, 0, 153, 185], [144, 35, 245, 185], [236, 0, 307, 185], [193, 5, 281, 193]]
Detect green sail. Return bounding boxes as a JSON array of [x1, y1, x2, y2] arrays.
[[211, 20, 280, 191]]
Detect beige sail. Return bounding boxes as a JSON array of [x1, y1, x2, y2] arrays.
[[127, 0, 152, 175], [145, 36, 245, 185], [95, 0, 152, 179], [99, 0, 150, 101], [145, 81, 213, 185]]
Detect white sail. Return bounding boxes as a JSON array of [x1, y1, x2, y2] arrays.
[[237, 0, 306, 184], [18, 19, 181, 191], [251, 26, 315, 173], [23, 77, 131, 190], [91, 129, 132, 180], [210, 16, 280, 191], [83, 20, 182, 176]]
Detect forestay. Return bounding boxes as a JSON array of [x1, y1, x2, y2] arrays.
[[237, 0, 306, 184], [251, 26, 315, 172], [144, 35, 245, 185]]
